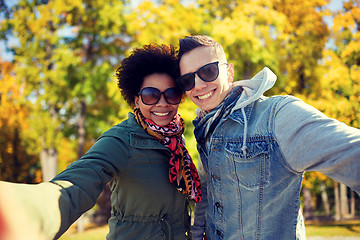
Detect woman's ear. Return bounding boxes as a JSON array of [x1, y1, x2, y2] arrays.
[[134, 96, 140, 108]]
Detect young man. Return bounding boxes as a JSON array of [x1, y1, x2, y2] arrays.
[[176, 35, 360, 240]]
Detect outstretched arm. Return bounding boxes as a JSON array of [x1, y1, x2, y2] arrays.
[[0, 181, 61, 240], [275, 96, 360, 194], [0, 134, 129, 239]]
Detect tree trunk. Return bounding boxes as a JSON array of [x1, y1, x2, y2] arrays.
[[243, 60, 253, 80], [302, 187, 314, 220], [340, 183, 349, 219], [41, 105, 58, 182], [334, 182, 340, 221], [40, 147, 58, 181], [320, 182, 330, 216], [12, 128, 20, 181], [76, 99, 87, 233], [77, 99, 86, 159], [350, 190, 355, 218]]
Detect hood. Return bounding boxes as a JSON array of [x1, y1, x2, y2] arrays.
[[230, 67, 277, 114], [232, 67, 277, 156]]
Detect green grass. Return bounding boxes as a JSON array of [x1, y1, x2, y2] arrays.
[[306, 220, 360, 237], [59, 222, 360, 240]]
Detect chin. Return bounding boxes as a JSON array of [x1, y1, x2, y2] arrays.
[[153, 119, 172, 126], [159, 122, 171, 126], [201, 103, 217, 113]]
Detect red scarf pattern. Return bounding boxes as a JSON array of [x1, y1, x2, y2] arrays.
[[134, 108, 201, 203]]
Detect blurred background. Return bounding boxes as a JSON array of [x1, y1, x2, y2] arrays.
[[0, 0, 359, 236]]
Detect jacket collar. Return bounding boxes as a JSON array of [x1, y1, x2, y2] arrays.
[[228, 102, 254, 125]]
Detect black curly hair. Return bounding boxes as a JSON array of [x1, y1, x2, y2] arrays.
[[115, 44, 182, 107]]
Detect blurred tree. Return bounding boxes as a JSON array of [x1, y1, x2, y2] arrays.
[[1, 1, 130, 230], [2, 0, 73, 180], [0, 58, 40, 183], [272, 0, 330, 94], [0, 0, 130, 181], [199, 0, 285, 82], [305, 0, 360, 219], [125, 0, 206, 47], [303, 172, 332, 218]]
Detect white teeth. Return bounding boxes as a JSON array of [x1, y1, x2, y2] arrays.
[[153, 112, 169, 116], [198, 91, 213, 100]]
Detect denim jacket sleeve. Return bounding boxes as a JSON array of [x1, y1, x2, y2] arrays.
[[274, 96, 360, 194], [191, 156, 209, 240]]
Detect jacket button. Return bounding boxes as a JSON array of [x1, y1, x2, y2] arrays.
[[212, 174, 220, 180], [216, 230, 224, 237]]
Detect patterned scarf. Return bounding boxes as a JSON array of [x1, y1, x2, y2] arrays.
[[193, 86, 243, 146], [134, 108, 201, 203]]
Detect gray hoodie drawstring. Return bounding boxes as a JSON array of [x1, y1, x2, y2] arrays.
[[241, 107, 248, 156]]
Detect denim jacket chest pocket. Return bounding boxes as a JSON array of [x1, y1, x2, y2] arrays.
[[225, 139, 270, 189]]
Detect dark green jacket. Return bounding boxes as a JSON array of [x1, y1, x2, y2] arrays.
[[52, 113, 190, 239]]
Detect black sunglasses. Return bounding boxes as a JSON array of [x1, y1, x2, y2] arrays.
[[176, 61, 228, 91], [138, 87, 182, 105]]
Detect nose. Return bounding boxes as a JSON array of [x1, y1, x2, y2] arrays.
[[193, 74, 207, 90], [156, 93, 168, 105]]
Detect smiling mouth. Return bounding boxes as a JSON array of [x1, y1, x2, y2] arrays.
[[153, 112, 170, 116], [197, 90, 214, 100]]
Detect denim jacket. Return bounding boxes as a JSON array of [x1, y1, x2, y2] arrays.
[[192, 69, 360, 240]]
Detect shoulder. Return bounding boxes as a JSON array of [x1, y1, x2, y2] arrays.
[[271, 95, 326, 118], [99, 112, 140, 140], [258, 95, 292, 104], [257, 95, 312, 114], [242, 95, 291, 117]]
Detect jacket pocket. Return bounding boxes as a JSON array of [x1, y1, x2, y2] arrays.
[[109, 217, 168, 240], [225, 140, 270, 189], [145, 228, 166, 240]]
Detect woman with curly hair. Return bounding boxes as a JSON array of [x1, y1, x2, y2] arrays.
[[0, 44, 201, 240]]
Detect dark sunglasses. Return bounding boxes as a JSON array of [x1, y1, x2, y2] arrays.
[[176, 61, 228, 91], [138, 87, 182, 105]]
